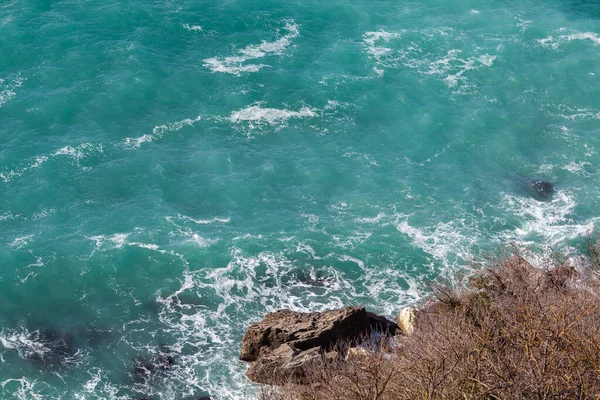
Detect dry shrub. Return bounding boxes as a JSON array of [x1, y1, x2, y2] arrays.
[[261, 243, 600, 400]]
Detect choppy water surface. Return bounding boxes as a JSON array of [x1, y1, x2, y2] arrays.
[[1, 0, 600, 398]]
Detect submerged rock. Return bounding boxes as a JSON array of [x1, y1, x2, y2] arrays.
[[521, 178, 555, 201], [24, 329, 77, 366], [294, 269, 329, 287], [240, 305, 398, 385], [132, 349, 176, 383]]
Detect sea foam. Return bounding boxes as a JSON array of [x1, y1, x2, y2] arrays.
[[538, 29, 600, 49], [123, 116, 201, 148], [0, 74, 24, 108], [500, 190, 597, 246], [229, 103, 317, 125], [203, 21, 299, 75], [362, 28, 497, 93]]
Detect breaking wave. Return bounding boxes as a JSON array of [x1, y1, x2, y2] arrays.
[[203, 21, 299, 75]]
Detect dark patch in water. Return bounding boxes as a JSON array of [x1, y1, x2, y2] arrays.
[[80, 326, 113, 346], [518, 178, 555, 201], [293, 268, 329, 287], [25, 329, 77, 366], [132, 348, 176, 384], [562, 0, 600, 19]]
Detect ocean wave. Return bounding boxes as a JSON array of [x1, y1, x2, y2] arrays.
[[0, 212, 20, 221], [395, 217, 478, 269], [538, 29, 600, 49], [229, 103, 317, 125], [167, 214, 230, 225], [182, 23, 203, 32], [203, 21, 299, 76], [0, 74, 24, 108], [8, 234, 35, 249], [123, 116, 201, 149], [0, 143, 103, 183], [88, 233, 131, 253], [362, 30, 403, 77], [499, 190, 597, 246], [87, 233, 168, 255], [548, 104, 600, 121], [562, 161, 594, 175], [165, 215, 224, 248], [362, 28, 497, 93]]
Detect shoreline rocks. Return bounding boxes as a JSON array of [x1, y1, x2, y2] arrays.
[[240, 305, 398, 385]]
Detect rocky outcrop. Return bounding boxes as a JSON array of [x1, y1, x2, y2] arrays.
[[519, 178, 555, 201], [240, 305, 398, 385]]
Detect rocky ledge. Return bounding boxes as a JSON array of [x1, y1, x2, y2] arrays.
[[239, 305, 398, 385]]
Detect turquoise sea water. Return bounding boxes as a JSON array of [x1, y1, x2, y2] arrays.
[[1, 0, 600, 398]]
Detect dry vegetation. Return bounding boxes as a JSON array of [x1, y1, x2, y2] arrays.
[[261, 239, 600, 400]]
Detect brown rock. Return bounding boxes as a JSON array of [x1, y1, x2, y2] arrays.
[[240, 306, 372, 362], [246, 345, 322, 385], [240, 305, 398, 385]]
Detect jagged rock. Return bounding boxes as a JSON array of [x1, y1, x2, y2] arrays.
[[397, 307, 417, 336], [246, 345, 322, 384], [240, 305, 398, 385], [368, 312, 399, 335]]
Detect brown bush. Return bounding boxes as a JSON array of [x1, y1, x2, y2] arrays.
[[261, 244, 600, 400]]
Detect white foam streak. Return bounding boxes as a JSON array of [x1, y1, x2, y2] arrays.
[[396, 218, 476, 267], [87, 233, 131, 253], [0, 143, 103, 183], [123, 116, 201, 149], [363, 31, 402, 76], [229, 104, 317, 125], [175, 215, 231, 225], [182, 23, 202, 32], [203, 21, 299, 75], [0, 74, 24, 108], [362, 28, 496, 91], [187, 233, 215, 248], [9, 234, 34, 249], [53, 143, 104, 164], [563, 161, 592, 174], [538, 30, 600, 49]]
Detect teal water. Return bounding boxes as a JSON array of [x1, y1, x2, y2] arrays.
[[1, 0, 600, 398]]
